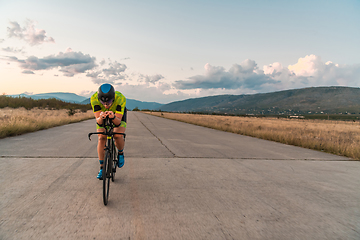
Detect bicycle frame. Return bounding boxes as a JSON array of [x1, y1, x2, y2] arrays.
[[88, 116, 126, 205]]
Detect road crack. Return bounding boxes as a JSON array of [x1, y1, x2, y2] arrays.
[[134, 113, 176, 157]]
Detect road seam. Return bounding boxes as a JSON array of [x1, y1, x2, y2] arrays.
[[134, 112, 176, 157], [0, 155, 355, 161]]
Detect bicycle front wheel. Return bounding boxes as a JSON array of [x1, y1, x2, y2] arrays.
[[111, 140, 117, 182], [103, 149, 111, 205]]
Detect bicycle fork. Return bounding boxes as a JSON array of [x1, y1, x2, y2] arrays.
[[104, 137, 113, 178]]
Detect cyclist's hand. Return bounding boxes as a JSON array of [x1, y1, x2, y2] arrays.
[[100, 112, 107, 119], [107, 111, 115, 119]]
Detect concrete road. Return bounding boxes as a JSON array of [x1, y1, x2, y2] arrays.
[[0, 111, 359, 240]]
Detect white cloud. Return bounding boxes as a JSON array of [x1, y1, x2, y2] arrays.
[[116, 82, 179, 103], [6, 50, 97, 76], [263, 62, 284, 75], [99, 59, 106, 66], [86, 59, 127, 84], [7, 20, 55, 46], [138, 74, 164, 84], [175, 60, 278, 90], [102, 61, 127, 77], [288, 54, 322, 77], [174, 55, 360, 94], [1, 47, 25, 54], [283, 55, 360, 88]]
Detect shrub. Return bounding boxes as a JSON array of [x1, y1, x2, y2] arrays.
[[0, 95, 91, 112], [67, 108, 76, 116]]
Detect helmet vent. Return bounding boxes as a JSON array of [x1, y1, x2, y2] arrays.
[[101, 84, 112, 93], [98, 83, 115, 103]]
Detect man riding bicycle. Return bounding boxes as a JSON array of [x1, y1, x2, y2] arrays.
[[91, 83, 127, 180]]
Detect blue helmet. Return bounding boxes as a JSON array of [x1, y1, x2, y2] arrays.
[[98, 84, 115, 103]]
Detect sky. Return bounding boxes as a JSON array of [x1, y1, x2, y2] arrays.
[[0, 0, 359, 103]]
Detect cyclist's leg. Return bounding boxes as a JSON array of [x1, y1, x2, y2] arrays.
[[114, 108, 127, 151], [114, 126, 125, 168], [113, 126, 125, 152], [97, 126, 106, 178], [97, 127, 106, 162]]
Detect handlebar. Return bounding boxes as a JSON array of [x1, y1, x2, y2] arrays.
[[88, 132, 126, 141], [88, 116, 126, 141]]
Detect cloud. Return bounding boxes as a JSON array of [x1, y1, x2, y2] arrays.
[[6, 50, 97, 76], [115, 81, 175, 103], [86, 59, 127, 84], [175, 60, 278, 90], [7, 20, 55, 46], [102, 61, 127, 77], [22, 70, 34, 74], [79, 90, 96, 97], [99, 59, 106, 66], [288, 55, 321, 77], [138, 74, 164, 84], [2, 47, 25, 54], [0, 39, 4, 43], [269, 55, 360, 89], [174, 55, 360, 93]]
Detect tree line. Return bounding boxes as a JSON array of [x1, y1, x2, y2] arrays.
[[0, 95, 91, 113]]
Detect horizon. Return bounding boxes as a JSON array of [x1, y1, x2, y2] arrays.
[[1, 1, 359, 103], [6, 85, 360, 105]]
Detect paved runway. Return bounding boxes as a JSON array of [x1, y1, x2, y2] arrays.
[[0, 111, 359, 239]]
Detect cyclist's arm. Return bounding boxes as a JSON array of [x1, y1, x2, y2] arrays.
[[107, 111, 122, 126], [94, 111, 107, 125], [112, 96, 126, 126], [91, 96, 107, 126]]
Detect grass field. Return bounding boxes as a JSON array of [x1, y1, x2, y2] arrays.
[[0, 107, 94, 138], [146, 112, 360, 160]]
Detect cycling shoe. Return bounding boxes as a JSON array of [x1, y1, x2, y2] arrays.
[[118, 152, 124, 168], [97, 169, 103, 180]]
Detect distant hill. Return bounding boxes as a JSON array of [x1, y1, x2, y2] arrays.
[[10, 87, 360, 114], [80, 98, 163, 110], [10, 92, 88, 103], [125, 99, 163, 111], [10, 92, 163, 111], [159, 87, 360, 115], [1, 95, 90, 111]]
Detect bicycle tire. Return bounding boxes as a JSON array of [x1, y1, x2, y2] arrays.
[[111, 140, 117, 182], [103, 149, 111, 205]]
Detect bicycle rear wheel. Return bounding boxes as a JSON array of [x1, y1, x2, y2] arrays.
[[103, 149, 111, 205]]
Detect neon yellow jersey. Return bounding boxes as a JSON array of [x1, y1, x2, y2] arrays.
[[91, 91, 126, 115]]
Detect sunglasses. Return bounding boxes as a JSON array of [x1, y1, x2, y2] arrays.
[[100, 99, 113, 105]]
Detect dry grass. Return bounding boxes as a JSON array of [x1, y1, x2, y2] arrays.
[[0, 107, 94, 138], [146, 112, 360, 160]]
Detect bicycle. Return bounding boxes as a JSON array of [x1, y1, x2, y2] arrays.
[[88, 116, 126, 205]]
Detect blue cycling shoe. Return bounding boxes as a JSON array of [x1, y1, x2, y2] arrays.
[[97, 169, 103, 180], [118, 151, 124, 168]]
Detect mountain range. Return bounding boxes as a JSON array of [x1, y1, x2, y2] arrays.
[[159, 86, 360, 115], [9, 93, 163, 111], [8, 86, 360, 115]]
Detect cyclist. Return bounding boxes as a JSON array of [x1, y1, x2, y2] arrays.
[[91, 83, 127, 180]]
